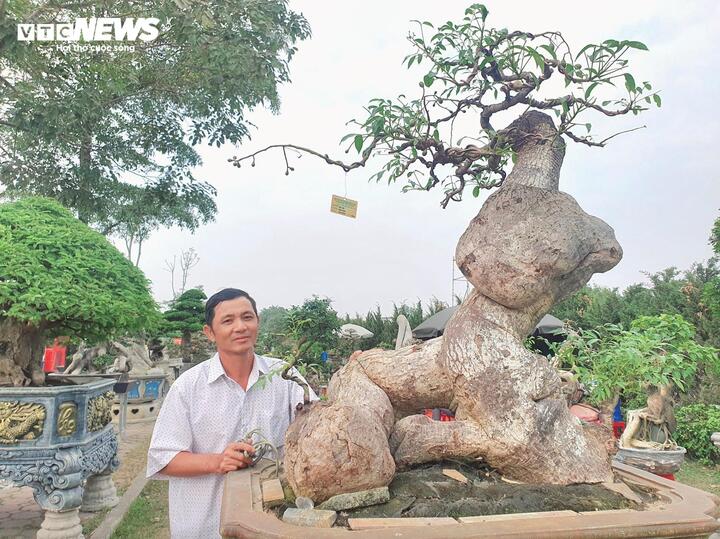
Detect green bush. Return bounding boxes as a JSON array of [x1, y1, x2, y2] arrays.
[[674, 404, 720, 464]]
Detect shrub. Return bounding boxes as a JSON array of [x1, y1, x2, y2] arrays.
[[674, 404, 720, 464]]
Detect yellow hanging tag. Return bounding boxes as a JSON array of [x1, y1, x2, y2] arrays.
[[330, 195, 358, 219]]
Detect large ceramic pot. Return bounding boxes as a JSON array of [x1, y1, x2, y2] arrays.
[[614, 445, 687, 475], [0, 379, 120, 539], [112, 373, 169, 423]]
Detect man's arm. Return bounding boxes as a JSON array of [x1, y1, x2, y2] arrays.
[[147, 383, 255, 479], [160, 442, 255, 477]]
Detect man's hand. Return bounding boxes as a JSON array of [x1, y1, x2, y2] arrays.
[[216, 441, 255, 473]]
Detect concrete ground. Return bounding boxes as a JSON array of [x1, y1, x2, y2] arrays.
[[0, 421, 155, 539]]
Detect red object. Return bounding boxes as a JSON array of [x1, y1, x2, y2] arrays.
[[570, 403, 602, 424], [42, 341, 67, 373], [655, 472, 675, 481], [43, 348, 56, 373], [173, 337, 183, 345], [613, 420, 626, 439], [422, 408, 455, 421]]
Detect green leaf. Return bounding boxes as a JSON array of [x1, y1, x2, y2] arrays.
[[423, 73, 435, 87], [625, 40, 648, 51], [472, 185, 481, 197], [584, 81, 600, 100], [624, 73, 636, 93], [354, 135, 364, 153], [575, 43, 595, 60], [653, 94, 662, 107], [539, 44, 557, 60], [603, 39, 620, 50], [525, 47, 544, 70]]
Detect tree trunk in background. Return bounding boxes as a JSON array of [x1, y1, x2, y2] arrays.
[[285, 111, 623, 502], [0, 318, 45, 386], [181, 330, 192, 363]]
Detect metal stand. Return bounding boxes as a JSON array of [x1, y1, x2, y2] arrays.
[[113, 374, 130, 440]]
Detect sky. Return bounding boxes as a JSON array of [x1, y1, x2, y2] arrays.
[[135, 0, 720, 317]]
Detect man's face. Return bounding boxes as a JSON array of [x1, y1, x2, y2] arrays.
[[204, 297, 259, 356]]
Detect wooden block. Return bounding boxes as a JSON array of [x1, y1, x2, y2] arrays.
[[459, 510, 577, 523], [442, 469, 468, 484], [500, 476, 525, 484], [348, 517, 456, 530], [261, 478, 285, 508]]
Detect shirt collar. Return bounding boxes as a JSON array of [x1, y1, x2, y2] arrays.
[[207, 352, 269, 385]]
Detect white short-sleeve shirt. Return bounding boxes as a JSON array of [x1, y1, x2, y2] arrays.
[[146, 353, 316, 538]]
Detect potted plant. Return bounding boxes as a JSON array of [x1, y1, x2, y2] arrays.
[[0, 197, 159, 538], [557, 314, 719, 475]]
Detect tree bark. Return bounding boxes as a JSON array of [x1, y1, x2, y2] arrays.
[[0, 318, 45, 386], [285, 111, 623, 501], [181, 330, 192, 363]]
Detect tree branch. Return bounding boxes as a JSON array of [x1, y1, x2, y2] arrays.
[[563, 125, 646, 147], [229, 140, 379, 174]]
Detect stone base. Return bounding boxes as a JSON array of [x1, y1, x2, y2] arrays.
[[37, 508, 84, 539], [81, 473, 119, 512]]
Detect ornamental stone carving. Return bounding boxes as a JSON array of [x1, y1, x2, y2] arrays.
[[56, 402, 77, 437], [0, 400, 46, 443], [87, 391, 114, 432]]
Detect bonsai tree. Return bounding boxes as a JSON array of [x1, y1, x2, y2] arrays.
[[232, 5, 661, 500], [163, 288, 207, 363], [0, 197, 159, 386], [557, 314, 719, 440]]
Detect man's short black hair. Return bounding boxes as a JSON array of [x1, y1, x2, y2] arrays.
[[205, 288, 258, 325]]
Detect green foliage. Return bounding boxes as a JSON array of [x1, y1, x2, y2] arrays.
[[0, 197, 159, 340], [284, 297, 340, 362], [674, 405, 720, 464], [340, 4, 657, 206], [91, 353, 115, 372], [344, 299, 448, 351], [254, 297, 340, 380], [256, 305, 290, 356], [163, 288, 206, 336], [557, 314, 719, 406], [553, 261, 720, 348], [552, 285, 625, 329], [711, 213, 720, 255], [0, 1, 310, 242]]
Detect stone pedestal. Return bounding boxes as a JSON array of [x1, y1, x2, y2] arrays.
[[37, 508, 84, 539], [0, 380, 120, 539], [81, 472, 119, 512]]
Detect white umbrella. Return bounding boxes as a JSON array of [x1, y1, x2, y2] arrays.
[[338, 323, 374, 339]]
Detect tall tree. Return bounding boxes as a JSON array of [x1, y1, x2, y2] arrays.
[[0, 1, 310, 254]]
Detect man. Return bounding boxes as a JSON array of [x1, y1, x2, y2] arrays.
[[147, 288, 316, 538]]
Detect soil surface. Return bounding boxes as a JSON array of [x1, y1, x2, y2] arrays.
[[271, 460, 658, 527], [330, 461, 649, 525]]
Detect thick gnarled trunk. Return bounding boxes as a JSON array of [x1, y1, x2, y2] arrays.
[[0, 318, 45, 386], [285, 111, 623, 501]]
